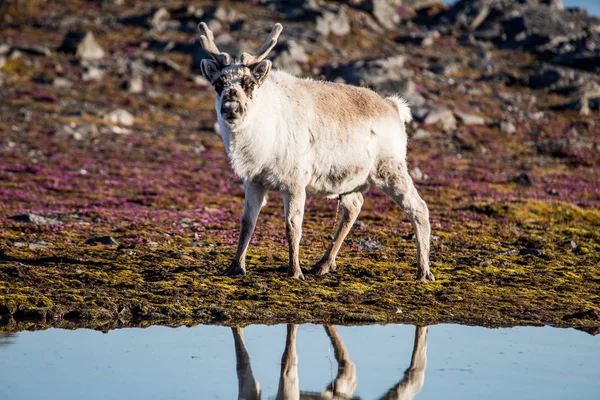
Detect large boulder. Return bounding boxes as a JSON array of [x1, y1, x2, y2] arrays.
[[427, 0, 600, 72]]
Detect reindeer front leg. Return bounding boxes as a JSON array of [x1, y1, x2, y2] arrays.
[[220, 181, 267, 276], [283, 189, 306, 280]]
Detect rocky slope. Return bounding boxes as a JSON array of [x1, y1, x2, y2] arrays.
[[0, 0, 598, 333]]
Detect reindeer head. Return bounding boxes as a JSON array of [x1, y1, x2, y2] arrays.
[[198, 22, 282, 125]]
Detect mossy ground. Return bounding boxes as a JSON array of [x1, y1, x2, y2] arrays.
[[0, 1, 599, 333]]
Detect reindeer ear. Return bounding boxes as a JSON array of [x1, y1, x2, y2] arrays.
[[251, 60, 272, 85], [200, 59, 220, 81]]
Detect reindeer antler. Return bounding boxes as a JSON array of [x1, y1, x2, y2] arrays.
[[198, 22, 231, 66], [241, 23, 283, 66]]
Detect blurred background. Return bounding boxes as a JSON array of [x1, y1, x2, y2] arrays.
[[0, 0, 598, 323]]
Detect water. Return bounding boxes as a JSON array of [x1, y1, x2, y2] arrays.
[[0, 324, 598, 400]]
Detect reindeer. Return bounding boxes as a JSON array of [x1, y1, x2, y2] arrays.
[[230, 324, 428, 399], [198, 22, 434, 281]]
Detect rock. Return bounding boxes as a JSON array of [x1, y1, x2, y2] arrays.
[[82, 66, 104, 82], [272, 40, 309, 75], [499, 120, 516, 134], [324, 55, 407, 90], [11, 44, 51, 56], [52, 77, 72, 89], [517, 248, 544, 257], [411, 129, 434, 140], [429, 61, 460, 76], [85, 236, 119, 246], [104, 109, 134, 126], [556, 81, 600, 115], [455, 111, 485, 125], [511, 172, 533, 186], [125, 74, 143, 93], [316, 6, 350, 36], [414, 106, 457, 131], [28, 241, 55, 250], [354, 0, 401, 29], [59, 31, 105, 60], [431, 0, 600, 72], [563, 309, 600, 321], [121, 7, 173, 32], [10, 213, 60, 225], [357, 240, 384, 251], [409, 166, 429, 180], [397, 30, 440, 46]]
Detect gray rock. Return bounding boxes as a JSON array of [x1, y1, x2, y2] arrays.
[[411, 129, 434, 140], [82, 65, 104, 82], [455, 111, 485, 125], [273, 40, 309, 75], [12, 44, 51, 56], [429, 61, 460, 76], [325, 55, 407, 89], [357, 240, 385, 251], [316, 6, 350, 36], [414, 106, 457, 131], [104, 109, 134, 126], [10, 213, 60, 225], [433, 0, 600, 72], [28, 241, 55, 250], [356, 0, 401, 29], [499, 120, 516, 134], [59, 31, 105, 60], [85, 236, 119, 246], [121, 7, 174, 32], [517, 248, 544, 257], [409, 166, 429, 180], [557, 81, 600, 115], [52, 77, 72, 89], [125, 74, 144, 93]]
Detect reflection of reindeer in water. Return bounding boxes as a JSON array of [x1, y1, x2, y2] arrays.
[[231, 325, 428, 400], [0, 332, 15, 347]]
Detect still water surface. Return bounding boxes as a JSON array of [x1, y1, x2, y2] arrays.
[[0, 324, 598, 400]]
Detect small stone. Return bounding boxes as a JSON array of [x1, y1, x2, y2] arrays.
[[59, 31, 105, 60], [409, 166, 429, 180], [511, 172, 533, 187], [455, 111, 485, 125], [13, 242, 26, 248], [105, 109, 134, 126], [357, 240, 384, 251], [411, 129, 433, 140], [85, 236, 119, 246], [28, 241, 55, 250], [126, 74, 143, 93], [12, 44, 51, 56], [421, 107, 457, 131], [52, 77, 72, 89], [499, 120, 516, 134], [517, 248, 544, 257], [82, 66, 104, 82], [10, 213, 60, 225]]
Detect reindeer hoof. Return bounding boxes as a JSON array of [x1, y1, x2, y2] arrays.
[[308, 259, 336, 275], [288, 269, 305, 280], [418, 270, 435, 282], [218, 263, 247, 277]]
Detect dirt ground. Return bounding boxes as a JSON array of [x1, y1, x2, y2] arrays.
[[0, 1, 598, 333]]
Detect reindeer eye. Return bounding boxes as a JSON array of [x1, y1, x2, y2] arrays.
[[242, 77, 256, 94], [213, 80, 225, 94]]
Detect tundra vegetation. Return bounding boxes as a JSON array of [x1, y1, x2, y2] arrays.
[[0, 0, 598, 334]]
